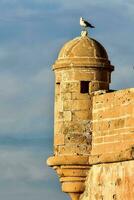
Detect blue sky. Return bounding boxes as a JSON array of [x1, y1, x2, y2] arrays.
[[0, 1, 134, 200]]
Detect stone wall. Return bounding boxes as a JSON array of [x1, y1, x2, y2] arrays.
[[92, 88, 134, 155], [81, 88, 134, 200], [54, 68, 93, 156], [80, 160, 134, 200]]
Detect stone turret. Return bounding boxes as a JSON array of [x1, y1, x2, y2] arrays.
[[47, 32, 114, 200]]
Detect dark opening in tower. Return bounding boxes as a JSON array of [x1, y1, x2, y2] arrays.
[[80, 81, 89, 93]]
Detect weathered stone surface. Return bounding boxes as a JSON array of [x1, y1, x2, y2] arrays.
[[61, 82, 80, 93], [72, 110, 91, 121], [91, 88, 134, 155], [89, 146, 134, 165], [73, 70, 95, 81], [58, 143, 91, 155], [47, 155, 89, 166], [54, 134, 65, 146], [80, 160, 134, 200], [53, 36, 114, 71], [71, 93, 91, 100]]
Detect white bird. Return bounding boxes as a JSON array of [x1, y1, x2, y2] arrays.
[[80, 17, 95, 30]]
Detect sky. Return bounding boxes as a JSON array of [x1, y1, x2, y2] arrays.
[[0, 0, 134, 200]]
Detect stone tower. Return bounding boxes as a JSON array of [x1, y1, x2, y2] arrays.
[[47, 32, 114, 200], [53, 33, 114, 156]]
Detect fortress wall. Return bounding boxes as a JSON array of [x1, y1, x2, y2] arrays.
[[80, 160, 134, 200], [91, 88, 134, 155], [80, 88, 134, 200]]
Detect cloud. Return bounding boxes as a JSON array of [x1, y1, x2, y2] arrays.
[[0, 145, 66, 200], [0, 148, 46, 181], [0, 67, 54, 135]]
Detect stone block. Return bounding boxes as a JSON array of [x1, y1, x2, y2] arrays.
[[55, 99, 63, 112], [55, 111, 72, 122], [125, 117, 134, 127], [61, 121, 83, 135], [73, 70, 94, 81], [93, 136, 104, 144], [90, 81, 99, 92], [98, 82, 109, 90], [63, 100, 72, 110], [91, 142, 120, 155], [94, 70, 108, 82], [63, 100, 90, 111], [61, 93, 72, 100], [121, 133, 134, 142], [72, 100, 90, 111], [63, 111, 72, 121], [55, 71, 62, 83], [54, 122, 63, 135], [72, 110, 91, 121], [72, 92, 92, 100], [103, 134, 119, 143], [55, 93, 60, 102], [112, 118, 125, 129], [61, 70, 74, 81], [58, 144, 91, 155], [65, 133, 90, 145], [61, 82, 79, 93], [54, 134, 64, 146]]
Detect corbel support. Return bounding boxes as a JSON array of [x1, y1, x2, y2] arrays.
[[47, 155, 90, 200]]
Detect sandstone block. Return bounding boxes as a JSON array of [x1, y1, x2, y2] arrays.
[[72, 93, 90, 100], [61, 121, 83, 135], [63, 100, 72, 110], [54, 122, 63, 135], [61, 70, 74, 81], [55, 71, 62, 83], [61, 82, 79, 93], [65, 133, 90, 145], [61, 93, 72, 100], [63, 100, 90, 111], [125, 117, 134, 127], [73, 70, 94, 81], [72, 110, 91, 121], [94, 70, 108, 82], [63, 111, 72, 121], [72, 100, 90, 110], [54, 134, 64, 145], [58, 144, 91, 155]]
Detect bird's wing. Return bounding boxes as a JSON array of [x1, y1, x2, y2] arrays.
[[84, 20, 95, 28]]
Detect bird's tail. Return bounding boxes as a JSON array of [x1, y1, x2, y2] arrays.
[[91, 25, 95, 28]]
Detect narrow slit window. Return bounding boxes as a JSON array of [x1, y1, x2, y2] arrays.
[[80, 81, 89, 93], [56, 82, 60, 94], [56, 82, 60, 85]]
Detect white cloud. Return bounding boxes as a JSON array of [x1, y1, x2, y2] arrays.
[[0, 148, 48, 181], [0, 67, 54, 135]]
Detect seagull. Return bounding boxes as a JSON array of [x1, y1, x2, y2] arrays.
[[80, 17, 95, 31]]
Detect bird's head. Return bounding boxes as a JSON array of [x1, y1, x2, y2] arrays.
[[80, 17, 83, 21]]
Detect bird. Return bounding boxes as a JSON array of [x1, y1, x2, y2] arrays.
[[80, 17, 95, 31]]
